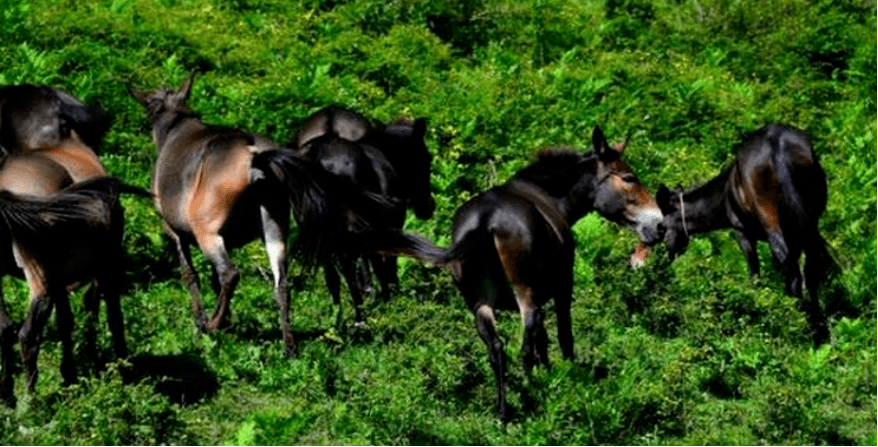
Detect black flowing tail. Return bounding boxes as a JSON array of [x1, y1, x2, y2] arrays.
[[251, 148, 401, 266], [358, 228, 489, 271], [769, 127, 838, 289], [0, 177, 145, 251]]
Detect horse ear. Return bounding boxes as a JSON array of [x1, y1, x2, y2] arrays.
[[129, 89, 150, 107], [656, 184, 675, 215], [177, 73, 195, 100], [413, 118, 427, 138], [593, 125, 618, 161]]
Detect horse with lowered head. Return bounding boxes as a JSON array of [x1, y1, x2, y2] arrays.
[[646, 124, 836, 344]]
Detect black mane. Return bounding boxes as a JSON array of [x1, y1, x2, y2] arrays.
[[512, 149, 595, 198]]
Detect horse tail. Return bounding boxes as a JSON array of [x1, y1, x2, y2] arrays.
[[769, 126, 838, 290], [361, 228, 488, 270], [251, 148, 329, 265], [0, 177, 143, 264]]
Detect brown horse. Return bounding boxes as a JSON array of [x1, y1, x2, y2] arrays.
[[132, 76, 375, 356], [292, 107, 433, 320], [647, 124, 836, 344], [367, 126, 664, 420]]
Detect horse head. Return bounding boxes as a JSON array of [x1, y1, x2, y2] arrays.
[[572, 125, 664, 247], [379, 118, 435, 220], [130, 75, 197, 148], [655, 183, 689, 259]]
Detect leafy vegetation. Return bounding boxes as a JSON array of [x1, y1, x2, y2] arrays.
[[0, 0, 875, 444]]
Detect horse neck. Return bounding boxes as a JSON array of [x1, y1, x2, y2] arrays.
[[153, 111, 202, 151], [555, 158, 599, 225], [678, 169, 733, 234]]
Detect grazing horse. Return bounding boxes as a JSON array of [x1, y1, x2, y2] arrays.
[[647, 124, 835, 344], [367, 126, 664, 420], [132, 76, 355, 356], [292, 107, 433, 320], [0, 174, 145, 408]]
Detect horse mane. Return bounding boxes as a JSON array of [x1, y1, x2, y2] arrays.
[[513, 149, 595, 198]]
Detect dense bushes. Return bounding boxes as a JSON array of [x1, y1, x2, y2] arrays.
[[0, 0, 874, 444]]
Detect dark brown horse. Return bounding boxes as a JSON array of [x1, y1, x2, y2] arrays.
[[0, 173, 144, 408], [368, 126, 664, 420], [292, 107, 433, 320], [647, 124, 835, 344], [0, 84, 111, 155], [0, 85, 139, 407], [132, 76, 368, 356]]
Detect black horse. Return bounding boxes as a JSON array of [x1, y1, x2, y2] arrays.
[[292, 107, 434, 320], [647, 124, 835, 344], [368, 125, 664, 420]]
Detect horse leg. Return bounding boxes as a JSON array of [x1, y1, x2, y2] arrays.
[[475, 303, 509, 422], [97, 271, 128, 359], [81, 281, 100, 362], [733, 229, 760, 278], [323, 261, 345, 328], [17, 266, 54, 393], [555, 277, 575, 362], [199, 235, 239, 332], [495, 235, 549, 370], [53, 290, 77, 386], [339, 256, 366, 324], [260, 203, 296, 356], [0, 291, 16, 407], [370, 254, 399, 302], [166, 225, 206, 331], [803, 240, 830, 345]]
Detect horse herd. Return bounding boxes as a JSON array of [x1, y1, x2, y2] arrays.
[[0, 76, 835, 420]]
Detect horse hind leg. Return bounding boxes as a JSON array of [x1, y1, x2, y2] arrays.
[[339, 256, 366, 324], [369, 254, 398, 302], [803, 237, 832, 345], [475, 304, 510, 422], [53, 291, 78, 386], [260, 203, 296, 356], [17, 277, 55, 392], [0, 292, 16, 407], [167, 225, 207, 331], [199, 235, 239, 332], [733, 229, 761, 278]]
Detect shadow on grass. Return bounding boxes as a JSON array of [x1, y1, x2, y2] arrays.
[[123, 353, 219, 405]]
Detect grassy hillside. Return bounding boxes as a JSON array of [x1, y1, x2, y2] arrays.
[[0, 0, 875, 444]]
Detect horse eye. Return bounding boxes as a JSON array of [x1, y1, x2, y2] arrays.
[[620, 173, 637, 183]]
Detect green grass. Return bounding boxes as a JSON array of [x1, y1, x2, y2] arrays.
[[0, 0, 875, 444]]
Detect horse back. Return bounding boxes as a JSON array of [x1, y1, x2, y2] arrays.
[[153, 123, 259, 236], [0, 153, 73, 197], [452, 183, 573, 309], [294, 107, 372, 150], [728, 125, 825, 237], [31, 130, 106, 182]]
